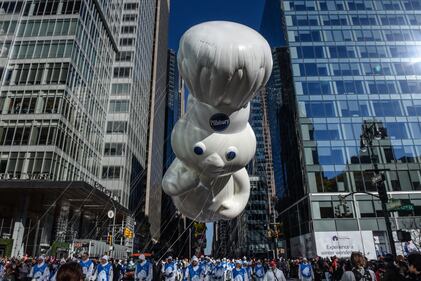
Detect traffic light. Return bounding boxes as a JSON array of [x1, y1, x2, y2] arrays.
[[107, 232, 113, 245], [334, 205, 341, 217], [344, 205, 351, 217], [123, 227, 134, 239]]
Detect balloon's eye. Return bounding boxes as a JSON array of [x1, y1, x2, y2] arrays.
[[226, 147, 238, 161], [193, 142, 206, 155]]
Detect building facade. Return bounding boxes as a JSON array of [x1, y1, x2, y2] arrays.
[[0, 0, 126, 256], [277, 0, 421, 258], [100, 0, 159, 250], [145, 0, 169, 240], [159, 49, 190, 256]]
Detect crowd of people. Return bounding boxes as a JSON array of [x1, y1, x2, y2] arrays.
[[1, 251, 421, 281]]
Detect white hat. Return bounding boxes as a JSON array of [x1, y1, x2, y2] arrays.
[[139, 254, 145, 260], [192, 256, 199, 262], [235, 260, 242, 264], [60, 258, 66, 264], [167, 256, 173, 260], [101, 255, 109, 261], [38, 255, 45, 261]]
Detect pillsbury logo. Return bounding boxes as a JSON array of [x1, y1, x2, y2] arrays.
[[209, 113, 230, 132]]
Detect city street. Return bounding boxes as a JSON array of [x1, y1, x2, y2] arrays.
[[1, 0, 421, 280]]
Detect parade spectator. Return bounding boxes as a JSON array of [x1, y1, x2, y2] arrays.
[[111, 260, 123, 281], [340, 252, 375, 281], [381, 254, 405, 281], [51, 259, 67, 281], [407, 252, 421, 281], [56, 262, 83, 281]]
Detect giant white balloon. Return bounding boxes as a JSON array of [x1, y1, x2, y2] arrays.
[[162, 21, 273, 222]]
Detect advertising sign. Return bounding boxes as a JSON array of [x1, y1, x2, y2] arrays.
[[314, 231, 376, 260]]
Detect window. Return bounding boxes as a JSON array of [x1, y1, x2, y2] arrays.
[[0, 1, 23, 14], [106, 121, 128, 133], [359, 201, 375, 217], [385, 123, 409, 139], [305, 101, 335, 117], [373, 101, 402, 117], [109, 100, 129, 113], [297, 46, 324, 58], [318, 147, 345, 165], [292, 15, 319, 26], [121, 25, 136, 34], [380, 16, 406, 25], [352, 16, 377, 25], [311, 123, 340, 140], [113, 67, 131, 78], [120, 38, 135, 46], [319, 202, 334, 218], [123, 14, 137, 22], [340, 100, 370, 117], [116, 51, 133, 62], [299, 63, 328, 76], [295, 30, 321, 42], [400, 80, 421, 93], [367, 81, 397, 94], [321, 15, 348, 25], [302, 81, 331, 95], [124, 3, 139, 10], [104, 143, 125, 156], [102, 166, 121, 179], [329, 46, 355, 58], [111, 83, 130, 95]]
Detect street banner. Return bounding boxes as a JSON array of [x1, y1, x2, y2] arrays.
[[314, 231, 376, 260]]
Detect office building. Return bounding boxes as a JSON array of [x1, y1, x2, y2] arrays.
[[159, 49, 190, 256], [0, 0, 126, 256], [275, 0, 421, 258], [101, 0, 163, 250], [145, 0, 169, 241]]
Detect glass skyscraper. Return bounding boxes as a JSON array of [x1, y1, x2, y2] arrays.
[[276, 0, 421, 258]]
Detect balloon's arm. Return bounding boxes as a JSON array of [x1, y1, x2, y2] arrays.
[[162, 158, 200, 196], [218, 168, 250, 217]]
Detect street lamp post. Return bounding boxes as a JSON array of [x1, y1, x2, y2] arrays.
[[108, 199, 117, 258], [360, 120, 396, 256]]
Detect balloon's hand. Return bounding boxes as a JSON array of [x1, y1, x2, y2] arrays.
[[163, 159, 199, 196]]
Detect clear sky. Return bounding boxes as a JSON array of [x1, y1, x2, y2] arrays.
[[168, 0, 267, 255], [168, 0, 266, 50]]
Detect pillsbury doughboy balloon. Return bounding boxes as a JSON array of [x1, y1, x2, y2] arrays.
[[162, 21, 273, 222]]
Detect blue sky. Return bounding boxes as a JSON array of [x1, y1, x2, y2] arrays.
[[168, 0, 267, 255], [169, 0, 266, 50]]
